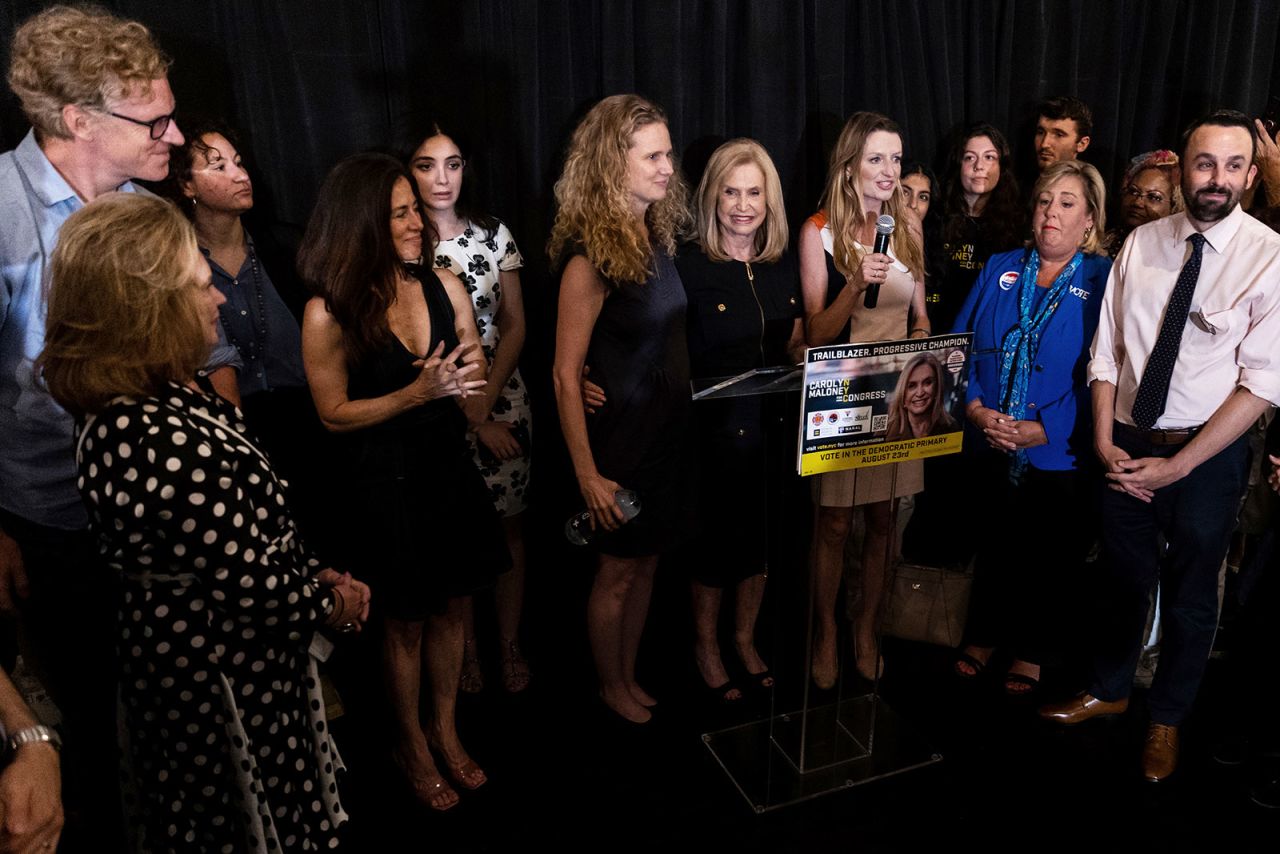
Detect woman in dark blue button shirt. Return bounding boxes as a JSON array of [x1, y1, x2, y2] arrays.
[[167, 121, 331, 543], [169, 121, 308, 401], [951, 160, 1111, 695]]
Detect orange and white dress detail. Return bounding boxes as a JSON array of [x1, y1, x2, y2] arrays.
[[807, 211, 924, 507]]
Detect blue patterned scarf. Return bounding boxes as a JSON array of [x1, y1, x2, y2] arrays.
[[997, 249, 1083, 482]]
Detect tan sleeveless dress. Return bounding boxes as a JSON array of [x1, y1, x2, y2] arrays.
[[812, 223, 924, 507]]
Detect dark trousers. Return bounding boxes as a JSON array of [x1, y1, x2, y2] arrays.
[[964, 458, 1097, 666], [0, 508, 125, 851], [1090, 426, 1250, 726]]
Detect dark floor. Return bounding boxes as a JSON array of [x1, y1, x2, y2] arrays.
[[321, 501, 1280, 853]]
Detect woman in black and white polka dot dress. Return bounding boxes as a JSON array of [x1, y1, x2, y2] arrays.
[[40, 194, 371, 852]]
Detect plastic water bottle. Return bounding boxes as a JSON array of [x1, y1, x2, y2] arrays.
[[565, 489, 642, 545]]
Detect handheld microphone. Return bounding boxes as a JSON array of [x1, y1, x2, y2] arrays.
[[864, 214, 895, 309]]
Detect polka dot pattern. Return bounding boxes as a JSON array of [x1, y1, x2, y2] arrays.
[[1132, 233, 1205, 429], [78, 383, 345, 851]]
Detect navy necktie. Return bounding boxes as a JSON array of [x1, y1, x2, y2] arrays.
[[1131, 233, 1206, 430]]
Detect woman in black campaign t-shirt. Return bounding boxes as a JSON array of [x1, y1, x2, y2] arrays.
[[937, 123, 1026, 332]]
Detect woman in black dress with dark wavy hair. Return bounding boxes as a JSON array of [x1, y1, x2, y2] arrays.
[[299, 153, 508, 811]]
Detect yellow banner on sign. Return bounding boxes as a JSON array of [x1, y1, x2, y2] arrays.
[[800, 430, 964, 476]]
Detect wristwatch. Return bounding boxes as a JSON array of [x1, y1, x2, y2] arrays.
[[5, 725, 62, 755]]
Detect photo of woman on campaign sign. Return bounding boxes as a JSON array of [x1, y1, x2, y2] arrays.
[[798, 334, 970, 476]]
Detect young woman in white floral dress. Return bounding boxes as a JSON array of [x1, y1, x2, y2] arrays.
[[411, 126, 533, 693]]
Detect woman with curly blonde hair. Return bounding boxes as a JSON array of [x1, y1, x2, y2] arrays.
[[552, 94, 693, 723]]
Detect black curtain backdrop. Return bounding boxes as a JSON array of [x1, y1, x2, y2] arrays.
[[4, 0, 1280, 484], [5, 1, 1280, 254]]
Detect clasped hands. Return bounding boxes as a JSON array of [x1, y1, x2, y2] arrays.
[[407, 342, 485, 405], [317, 569, 371, 632], [1095, 441, 1186, 503], [967, 404, 1047, 451]]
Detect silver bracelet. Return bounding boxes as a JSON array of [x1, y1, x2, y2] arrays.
[[6, 724, 61, 755]]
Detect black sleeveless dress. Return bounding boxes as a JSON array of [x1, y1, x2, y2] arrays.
[[582, 249, 694, 557], [339, 266, 509, 619]]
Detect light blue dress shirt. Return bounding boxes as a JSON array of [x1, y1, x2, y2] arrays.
[[0, 130, 240, 529]]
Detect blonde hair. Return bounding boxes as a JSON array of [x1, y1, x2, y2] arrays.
[[885, 353, 956, 441], [818, 112, 924, 280], [695, 138, 788, 263], [7, 5, 170, 140], [40, 193, 207, 417], [547, 94, 692, 285], [1030, 160, 1108, 255]]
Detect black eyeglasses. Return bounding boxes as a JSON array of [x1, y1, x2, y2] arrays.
[[107, 110, 175, 140]]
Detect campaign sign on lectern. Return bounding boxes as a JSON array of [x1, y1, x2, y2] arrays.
[[797, 333, 973, 476]]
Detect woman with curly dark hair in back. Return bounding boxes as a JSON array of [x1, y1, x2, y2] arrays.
[[936, 123, 1026, 331]]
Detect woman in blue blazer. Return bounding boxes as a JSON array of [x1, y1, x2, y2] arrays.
[[951, 160, 1111, 695]]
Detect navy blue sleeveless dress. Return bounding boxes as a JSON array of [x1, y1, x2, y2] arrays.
[[582, 250, 694, 557]]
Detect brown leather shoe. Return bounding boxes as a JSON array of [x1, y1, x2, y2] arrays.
[[1141, 724, 1179, 782], [1038, 692, 1129, 724]]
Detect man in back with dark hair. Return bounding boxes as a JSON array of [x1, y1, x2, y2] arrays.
[[1035, 95, 1093, 170]]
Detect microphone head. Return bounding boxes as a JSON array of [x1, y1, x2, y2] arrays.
[[876, 214, 895, 235]]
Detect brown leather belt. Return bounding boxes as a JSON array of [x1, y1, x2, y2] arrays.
[[1115, 421, 1203, 446]]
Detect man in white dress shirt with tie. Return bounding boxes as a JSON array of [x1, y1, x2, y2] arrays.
[[1039, 110, 1280, 782]]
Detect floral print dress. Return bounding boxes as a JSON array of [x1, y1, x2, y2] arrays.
[[433, 220, 531, 516]]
